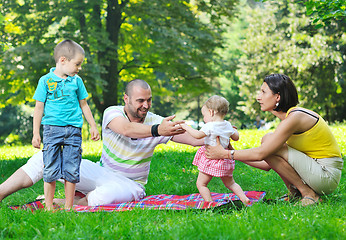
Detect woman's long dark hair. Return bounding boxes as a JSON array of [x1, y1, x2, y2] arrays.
[[264, 74, 299, 112]]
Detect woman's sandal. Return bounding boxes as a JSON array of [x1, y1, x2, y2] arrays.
[[298, 196, 321, 207]]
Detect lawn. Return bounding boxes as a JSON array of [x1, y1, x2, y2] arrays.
[[0, 126, 345, 239]]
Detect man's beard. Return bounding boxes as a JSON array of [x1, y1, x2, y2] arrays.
[[127, 106, 148, 122]]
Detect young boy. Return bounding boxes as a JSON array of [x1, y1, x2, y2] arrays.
[[32, 40, 100, 210]]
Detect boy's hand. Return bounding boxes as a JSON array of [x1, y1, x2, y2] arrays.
[[90, 126, 100, 141], [32, 135, 41, 149]]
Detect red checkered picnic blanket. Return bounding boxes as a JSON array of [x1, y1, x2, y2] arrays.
[[10, 191, 266, 213]]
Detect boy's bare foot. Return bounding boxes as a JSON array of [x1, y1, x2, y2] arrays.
[[243, 198, 251, 206]]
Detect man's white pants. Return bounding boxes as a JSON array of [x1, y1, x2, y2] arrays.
[[21, 151, 145, 206]]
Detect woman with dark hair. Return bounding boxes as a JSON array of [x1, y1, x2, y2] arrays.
[[206, 74, 343, 206]]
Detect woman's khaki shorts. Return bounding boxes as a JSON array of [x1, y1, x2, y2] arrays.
[[287, 146, 343, 195]]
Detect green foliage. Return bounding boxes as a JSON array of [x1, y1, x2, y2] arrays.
[[0, 126, 345, 239], [176, 3, 252, 125], [216, 5, 254, 127], [256, 0, 346, 27], [0, 0, 239, 116], [305, 0, 346, 27], [1, 0, 345, 141], [0, 104, 33, 145], [236, 0, 346, 122]]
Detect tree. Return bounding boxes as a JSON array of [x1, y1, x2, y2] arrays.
[[236, 0, 345, 122], [0, 0, 238, 116], [0, 104, 33, 144], [256, 0, 346, 27], [305, 0, 346, 27]]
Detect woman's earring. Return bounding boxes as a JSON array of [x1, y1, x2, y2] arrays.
[[275, 102, 279, 107]]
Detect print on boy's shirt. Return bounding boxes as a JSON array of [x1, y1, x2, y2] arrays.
[[46, 78, 69, 101], [47, 78, 57, 91]]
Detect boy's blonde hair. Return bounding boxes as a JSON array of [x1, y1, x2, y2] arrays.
[[204, 95, 229, 117], [54, 40, 85, 63]]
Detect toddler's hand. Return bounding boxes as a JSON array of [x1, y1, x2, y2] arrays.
[[90, 126, 100, 141], [180, 123, 188, 130]]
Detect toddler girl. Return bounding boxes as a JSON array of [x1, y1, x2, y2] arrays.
[[181, 95, 250, 205]]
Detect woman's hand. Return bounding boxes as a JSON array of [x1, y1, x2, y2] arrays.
[[205, 137, 229, 159]]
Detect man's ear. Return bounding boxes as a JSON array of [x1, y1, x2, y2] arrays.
[[124, 94, 129, 104]]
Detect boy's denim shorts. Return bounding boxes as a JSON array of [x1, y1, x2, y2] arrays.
[[42, 125, 82, 183]]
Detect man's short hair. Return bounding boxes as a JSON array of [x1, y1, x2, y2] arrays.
[[125, 79, 151, 97], [54, 40, 85, 63]]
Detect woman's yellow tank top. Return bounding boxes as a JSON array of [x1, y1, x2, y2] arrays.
[[286, 107, 341, 158]]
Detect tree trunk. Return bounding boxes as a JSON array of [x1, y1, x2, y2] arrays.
[[99, 0, 124, 113]]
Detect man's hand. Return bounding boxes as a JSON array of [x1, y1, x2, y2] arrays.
[[158, 115, 186, 136]]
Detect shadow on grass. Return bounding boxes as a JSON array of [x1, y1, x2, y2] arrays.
[[210, 200, 245, 213], [81, 154, 101, 163], [184, 200, 246, 214]]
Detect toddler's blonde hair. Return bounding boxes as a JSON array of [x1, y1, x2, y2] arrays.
[[204, 95, 229, 117]]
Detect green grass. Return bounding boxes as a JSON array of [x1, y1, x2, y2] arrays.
[[0, 126, 345, 239]]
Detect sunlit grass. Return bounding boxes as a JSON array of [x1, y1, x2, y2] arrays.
[[0, 126, 345, 239]]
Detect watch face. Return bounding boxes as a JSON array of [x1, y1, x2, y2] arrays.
[[230, 150, 235, 160]]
